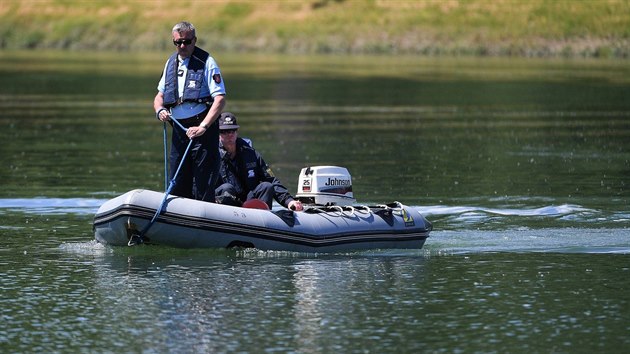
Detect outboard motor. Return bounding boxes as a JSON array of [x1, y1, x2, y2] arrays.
[[296, 166, 356, 206]]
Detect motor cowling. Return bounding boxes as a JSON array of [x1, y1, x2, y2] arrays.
[[296, 166, 356, 206]]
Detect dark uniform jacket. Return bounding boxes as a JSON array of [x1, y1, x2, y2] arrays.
[[218, 138, 294, 207]]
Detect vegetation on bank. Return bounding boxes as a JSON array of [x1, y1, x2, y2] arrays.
[[1, 0, 629, 58]]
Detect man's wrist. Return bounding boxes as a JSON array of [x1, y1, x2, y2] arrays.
[[156, 108, 167, 120]]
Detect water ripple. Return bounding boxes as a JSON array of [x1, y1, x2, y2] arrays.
[[419, 204, 591, 217], [0, 198, 104, 215]]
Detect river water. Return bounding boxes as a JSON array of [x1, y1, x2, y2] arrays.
[[1, 51, 629, 352]]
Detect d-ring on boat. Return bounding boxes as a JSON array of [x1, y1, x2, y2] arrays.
[[93, 166, 432, 252]]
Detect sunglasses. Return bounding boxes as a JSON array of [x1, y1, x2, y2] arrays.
[[220, 129, 238, 134], [173, 38, 194, 47]]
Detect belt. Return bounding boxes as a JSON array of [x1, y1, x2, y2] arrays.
[[175, 97, 212, 105], [174, 111, 208, 127]]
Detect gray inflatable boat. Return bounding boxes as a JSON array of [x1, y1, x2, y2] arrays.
[[93, 166, 432, 252]]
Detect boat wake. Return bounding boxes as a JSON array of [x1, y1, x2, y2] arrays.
[[409, 204, 630, 255], [414, 203, 629, 230], [2, 197, 628, 255], [419, 204, 590, 217], [423, 228, 630, 255]]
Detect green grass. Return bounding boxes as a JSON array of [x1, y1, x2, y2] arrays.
[[1, 0, 628, 57]]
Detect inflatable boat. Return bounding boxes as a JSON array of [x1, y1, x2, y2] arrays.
[[93, 166, 432, 252]]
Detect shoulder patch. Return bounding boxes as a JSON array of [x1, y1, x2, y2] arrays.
[[213, 74, 222, 84]]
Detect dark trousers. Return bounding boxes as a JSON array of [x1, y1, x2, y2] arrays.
[[215, 181, 275, 209], [169, 115, 219, 202]]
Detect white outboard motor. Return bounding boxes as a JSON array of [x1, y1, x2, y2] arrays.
[[296, 166, 356, 206]]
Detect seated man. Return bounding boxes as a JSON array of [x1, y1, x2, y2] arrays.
[[215, 112, 304, 211]]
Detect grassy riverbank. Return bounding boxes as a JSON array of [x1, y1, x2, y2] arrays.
[[1, 0, 629, 57]]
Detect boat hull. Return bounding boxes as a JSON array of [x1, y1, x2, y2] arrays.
[[93, 189, 432, 252]]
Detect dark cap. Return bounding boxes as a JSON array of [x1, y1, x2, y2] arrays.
[[218, 112, 240, 130]]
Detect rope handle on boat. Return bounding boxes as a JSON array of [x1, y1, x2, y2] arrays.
[[354, 205, 371, 213], [340, 205, 357, 216], [391, 201, 404, 211], [324, 205, 355, 217], [339, 205, 372, 216], [303, 203, 397, 216], [374, 201, 404, 211], [304, 205, 352, 215], [301, 201, 409, 218], [330, 205, 344, 213]]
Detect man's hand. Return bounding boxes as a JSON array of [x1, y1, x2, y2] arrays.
[[186, 125, 207, 139], [288, 200, 304, 211], [156, 108, 171, 122]]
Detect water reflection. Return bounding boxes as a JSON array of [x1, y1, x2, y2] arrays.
[[292, 262, 323, 350], [0, 224, 626, 353], [79, 248, 434, 352], [75, 249, 629, 352]]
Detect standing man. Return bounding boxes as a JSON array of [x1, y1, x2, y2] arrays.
[[215, 112, 304, 211], [154, 21, 226, 201]]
